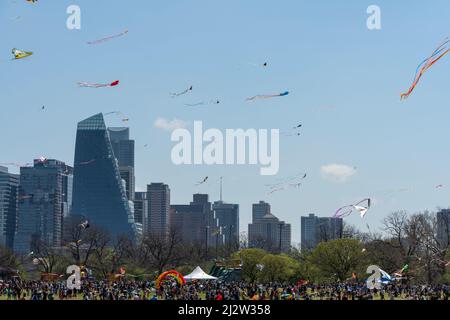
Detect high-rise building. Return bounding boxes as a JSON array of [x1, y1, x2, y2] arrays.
[[108, 127, 135, 201], [62, 171, 73, 218], [147, 183, 170, 236], [170, 194, 213, 245], [248, 201, 291, 252], [14, 159, 73, 253], [0, 166, 19, 249], [437, 209, 450, 248], [213, 201, 239, 247], [252, 201, 271, 222], [72, 114, 140, 241], [300, 213, 343, 250], [134, 191, 148, 234]]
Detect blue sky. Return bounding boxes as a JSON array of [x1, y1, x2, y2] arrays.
[[1, 0, 450, 244]]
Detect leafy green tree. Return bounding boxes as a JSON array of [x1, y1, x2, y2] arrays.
[[258, 254, 299, 283], [309, 238, 366, 281], [231, 248, 266, 283]]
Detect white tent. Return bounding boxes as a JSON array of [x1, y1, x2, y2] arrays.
[[183, 266, 218, 280]]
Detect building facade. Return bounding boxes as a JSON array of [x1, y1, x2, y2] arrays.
[[212, 201, 239, 247], [170, 194, 214, 245], [437, 209, 450, 248], [134, 191, 148, 234], [108, 127, 135, 201], [301, 213, 343, 250], [14, 159, 73, 253], [147, 183, 170, 236], [252, 201, 271, 223], [72, 114, 140, 242], [248, 201, 291, 252], [0, 166, 19, 249]]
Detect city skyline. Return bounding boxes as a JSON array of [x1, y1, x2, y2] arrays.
[[3, 1, 450, 244]]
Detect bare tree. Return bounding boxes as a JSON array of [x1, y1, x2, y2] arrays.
[[382, 211, 417, 263], [409, 212, 447, 283], [31, 239, 59, 274], [63, 218, 110, 269], [89, 234, 135, 279], [139, 230, 184, 274], [380, 210, 448, 283], [239, 232, 249, 250], [0, 245, 20, 269]]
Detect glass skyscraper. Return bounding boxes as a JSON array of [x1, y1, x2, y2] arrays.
[[0, 166, 19, 249], [108, 127, 135, 201], [134, 191, 148, 234], [14, 159, 72, 253], [147, 183, 170, 236], [72, 114, 140, 241], [212, 201, 239, 247]]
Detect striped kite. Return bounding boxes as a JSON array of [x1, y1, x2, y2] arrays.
[[78, 80, 120, 88], [87, 30, 129, 45], [246, 91, 289, 101], [401, 37, 450, 99]]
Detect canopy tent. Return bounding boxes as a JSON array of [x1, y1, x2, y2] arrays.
[[184, 266, 218, 280]]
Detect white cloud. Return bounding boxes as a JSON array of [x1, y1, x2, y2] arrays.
[[154, 117, 188, 131], [320, 164, 357, 182]]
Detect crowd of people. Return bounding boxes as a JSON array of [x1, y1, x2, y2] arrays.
[[0, 279, 448, 300]]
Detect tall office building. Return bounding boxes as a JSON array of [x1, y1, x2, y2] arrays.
[[134, 191, 148, 234], [62, 171, 73, 218], [147, 183, 170, 236], [437, 209, 450, 248], [14, 159, 73, 253], [0, 166, 19, 249], [300, 213, 343, 250], [72, 114, 140, 241], [248, 201, 291, 252], [213, 201, 239, 247], [108, 127, 135, 201], [248, 214, 291, 253], [170, 194, 213, 245], [252, 201, 271, 222]]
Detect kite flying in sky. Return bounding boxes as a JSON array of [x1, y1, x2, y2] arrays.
[[248, 62, 268, 68], [104, 111, 129, 122], [401, 36, 450, 99], [104, 111, 121, 116], [246, 91, 289, 101], [12, 48, 33, 60], [78, 80, 120, 88], [266, 173, 307, 195], [87, 30, 129, 45], [196, 176, 209, 186], [171, 86, 193, 98], [282, 124, 302, 137], [79, 220, 90, 229], [0, 162, 32, 168], [78, 159, 96, 166], [185, 99, 220, 107], [333, 198, 371, 219]]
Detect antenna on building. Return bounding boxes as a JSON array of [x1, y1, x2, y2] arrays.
[[220, 176, 223, 202]]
